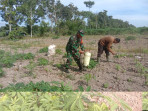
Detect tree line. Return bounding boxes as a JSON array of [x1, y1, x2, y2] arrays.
[[0, 0, 145, 37]]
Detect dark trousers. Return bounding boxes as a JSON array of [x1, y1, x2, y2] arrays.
[[65, 52, 82, 70], [97, 42, 110, 58]]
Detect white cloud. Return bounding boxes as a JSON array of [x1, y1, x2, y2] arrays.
[[114, 15, 148, 27], [60, 0, 148, 27]]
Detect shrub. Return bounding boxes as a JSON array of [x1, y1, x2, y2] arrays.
[[39, 47, 48, 53], [88, 59, 98, 69], [38, 58, 49, 66], [8, 30, 26, 40], [14, 53, 34, 60], [52, 36, 60, 39], [125, 36, 136, 41], [0, 52, 16, 68]]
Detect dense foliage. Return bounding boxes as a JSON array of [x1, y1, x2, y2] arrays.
[[0, 91, 132, 110], [1, 0, 147, 37]]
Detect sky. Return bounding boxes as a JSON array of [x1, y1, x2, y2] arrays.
[[0, 0, 148, 27]]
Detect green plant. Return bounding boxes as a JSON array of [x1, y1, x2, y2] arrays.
[[63, 92, 85, 111], [135, 60, 148, 85], [63, 52, 67, 58], [135, 60, 147, 74], [88, 59, 98, 69], [114, 53, 127, 58], [0, 51, 16, 68], [125, 36, 136, 41], [78, 86, 91, 92], [8, 30, 26, 40], [103, 83, 109, 88], [0, 68, 5, 77], [38, 58, 49, 66], [14, 53, 35, 60], [87, 103, 109, 111], [143, 92, 148, 110], [39, 47, 48, 53], [127, 78, 132, 82], [0, 84, 3, 89], [83, 74, 93, 85], [25, 61, 37, 76], [0, 81, 73, 92], [55, 64, 62, 68], [52, 36, 60, 39], [55, 49, 62, 55], [115, 64, 121, 71], [0, 92, 132, 111], [66, 74, 75, 80]]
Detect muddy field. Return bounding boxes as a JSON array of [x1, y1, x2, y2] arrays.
[[0, 35, 148, 91]]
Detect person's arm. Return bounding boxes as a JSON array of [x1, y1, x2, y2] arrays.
[[80, 38, 85, 51], [107, 42, 115, 55]]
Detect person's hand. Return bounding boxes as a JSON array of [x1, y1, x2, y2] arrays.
[[79, 50, 84, 54], [112, 52, 116, 55]]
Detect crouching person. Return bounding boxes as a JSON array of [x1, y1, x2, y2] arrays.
[[97, 36, 120, 63], [65, 30, 85, 73]]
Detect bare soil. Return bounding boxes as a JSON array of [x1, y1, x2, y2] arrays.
[[0, 35, 148, 91]]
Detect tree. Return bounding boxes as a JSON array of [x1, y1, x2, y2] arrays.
[[84, 0, 95, 11], [17, 0, 45, 37], [0, 0, 22, 32]]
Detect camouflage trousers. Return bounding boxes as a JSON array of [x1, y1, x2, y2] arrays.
[[65, 51, 82, 70]]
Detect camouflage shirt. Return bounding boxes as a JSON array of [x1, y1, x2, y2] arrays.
[[66, 35, 85, 54]]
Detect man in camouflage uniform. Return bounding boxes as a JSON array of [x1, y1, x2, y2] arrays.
[[65, 30, 85, 73]]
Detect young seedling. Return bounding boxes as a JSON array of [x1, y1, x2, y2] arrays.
[[25, 61, 37, 76], [115, 64, 121, 71], [103, 83, 109, 88], [127, 78, 132, 82], [83, 73, 94, 86]]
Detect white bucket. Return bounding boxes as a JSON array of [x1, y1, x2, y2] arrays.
[[84, 52, 91, 66], [48, 44, 56, 56]]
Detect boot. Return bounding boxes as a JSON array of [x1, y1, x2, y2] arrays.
[[77, 60, 83, 72], [65, 68, 70, 73], [106, 56, 112, 62], [97, 57, 100, 64]]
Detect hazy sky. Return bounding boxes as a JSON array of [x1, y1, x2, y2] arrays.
[[0, 0, 148, 27]]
